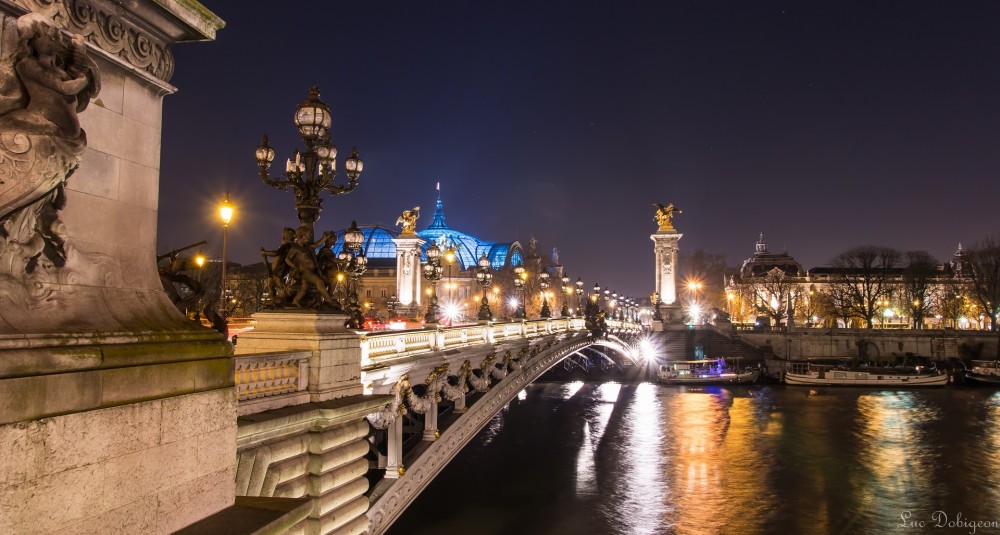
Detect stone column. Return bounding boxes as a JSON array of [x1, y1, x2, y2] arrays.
[[422, 396, 439, 441], [651, 230, 683, 305], [392, 235, 424, 318], [384, 416, 404, 479], [0, 2, 232, 533]]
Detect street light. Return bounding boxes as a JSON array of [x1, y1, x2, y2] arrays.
[[475, 254, 493, 320], [575, 277, 584, 317], [513, 265, 527, 319], [422, 242, 444, 323], [444, 244, 456, 304], [539, 271, 551, 318], [254, 86, 363, 310], [219, 192, 233, 321], [339, 221, 367, 329], [560, 275, 571, 317]]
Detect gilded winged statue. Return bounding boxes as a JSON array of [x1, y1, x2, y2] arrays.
[[653, 203, 681, 231]]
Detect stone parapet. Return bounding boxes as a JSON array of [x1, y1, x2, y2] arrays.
[[237, 311, 364, 402], [236, 395, 390, 535], [0, 388, 237, 534]]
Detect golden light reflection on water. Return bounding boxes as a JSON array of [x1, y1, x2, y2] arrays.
[[853, 391, 937, 525], [664, 388, 776, 535], [981, 392, 1000, 512]]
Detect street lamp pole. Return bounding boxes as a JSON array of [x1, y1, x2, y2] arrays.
[[560, 275, 571, 317], [476, 253, 493, 321], [513, 265, 527, 319], [575, 277, 584, 317], [219, 192, 233, 321], [423, 242, 444, 323], [539, 271, 551, 318]]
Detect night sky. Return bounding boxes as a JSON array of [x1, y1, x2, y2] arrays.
[[157, 1, 1000, 298]]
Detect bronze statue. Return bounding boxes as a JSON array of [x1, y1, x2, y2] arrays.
[[285, 225, 336, 307], [653, 203, 682, 231], [395, 206, 420, 235], [260, 227, 295, 303]]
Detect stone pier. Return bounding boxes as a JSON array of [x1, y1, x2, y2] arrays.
[[0, 1, 232, 533]]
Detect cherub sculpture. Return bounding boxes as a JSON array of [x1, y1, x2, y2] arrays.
[[0, 12, 100, 289], [653, 203, 682, 231], [395, 206, 420, 235]]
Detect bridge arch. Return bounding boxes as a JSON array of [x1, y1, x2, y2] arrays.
[[366, 329, 641, 533]]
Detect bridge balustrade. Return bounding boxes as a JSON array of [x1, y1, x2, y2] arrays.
[[233, 350, 311, 415]]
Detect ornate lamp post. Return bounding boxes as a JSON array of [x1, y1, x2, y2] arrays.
[[539, 271, 551, 318], [422, 242, 444, 323], [475, 254, 493, 320], [444, 244, 456, 303], [513, 265, 527, 319], [575, 277, 584, 317], [218, 192, 234, 320], [339, 221, 367, 329], [254, 85, 363, 243], [651, 291, 663, 321], [560, 275, 571, 317], [611, 291, 619, 320]]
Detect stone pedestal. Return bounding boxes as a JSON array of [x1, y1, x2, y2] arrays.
[[0, 2, 231, 533], [235, 311, 364, 401], [392, 236, 425, 317], [651, 230, 683, 306]]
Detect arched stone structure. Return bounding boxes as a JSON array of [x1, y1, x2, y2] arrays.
[[365, 330, 640, 534]]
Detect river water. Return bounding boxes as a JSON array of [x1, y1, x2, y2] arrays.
[[389, 382, 1000, 535]]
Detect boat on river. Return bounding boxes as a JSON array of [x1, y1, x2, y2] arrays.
[[964, 361, 1000, 385], [657, 358, 761, 385], [783, 360, 948, 387]]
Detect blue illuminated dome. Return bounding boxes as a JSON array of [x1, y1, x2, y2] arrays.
[[321, 191, 522, 270]]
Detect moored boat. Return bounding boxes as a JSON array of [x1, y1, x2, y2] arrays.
[[783, 361, 948, 387], [964, 360, 1000, 385], [657, 358, 761, 385]]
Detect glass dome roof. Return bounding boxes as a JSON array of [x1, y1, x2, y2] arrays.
[[319, 195, 522, 270]]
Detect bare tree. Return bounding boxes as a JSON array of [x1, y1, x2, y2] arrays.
[[901, 251, 938, 329], [830, 246, 901, 329], [964, 237, 1000, 331], [748, 267, 795, 327], [815, 283, 857, 328]]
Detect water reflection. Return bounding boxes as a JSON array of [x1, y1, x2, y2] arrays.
[[390, 384, 1000, 535]]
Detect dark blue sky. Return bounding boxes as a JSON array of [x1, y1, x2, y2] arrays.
[[158, 1, 1000, 297]]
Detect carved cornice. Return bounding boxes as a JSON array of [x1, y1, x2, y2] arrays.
[[10, 0, 175, 81]]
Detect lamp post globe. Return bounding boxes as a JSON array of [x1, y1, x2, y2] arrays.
[[476, 253, 493, 321], [539, 271, 551, 318], [423, 242, 443, 323], [513, 265, 526, 319]]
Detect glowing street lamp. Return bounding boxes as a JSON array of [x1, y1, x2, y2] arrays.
[[560, 275, 571, 317], [575, 277, 584, 317], [539, 271, 551, 318], [513, 265, 527, 319], [255, 85, 363, 243], [422, 242, 444, 323], [475, 253, 493, 321], [218, 192, 233, 321]]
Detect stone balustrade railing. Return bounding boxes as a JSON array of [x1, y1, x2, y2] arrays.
[[361, 318, 598, 367], [234, 318, 642, 414], [234, 350, 311, 415]]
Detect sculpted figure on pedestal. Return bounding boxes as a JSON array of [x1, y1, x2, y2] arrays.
[[0, 12, 103, 304], [653, 202, 681, 231], [260, 227, 295, 305], [395, 206, 420, 235], [285, 225, 335, 308]]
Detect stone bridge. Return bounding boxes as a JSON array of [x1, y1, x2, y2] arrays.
[[228, 315, 644, 535]]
